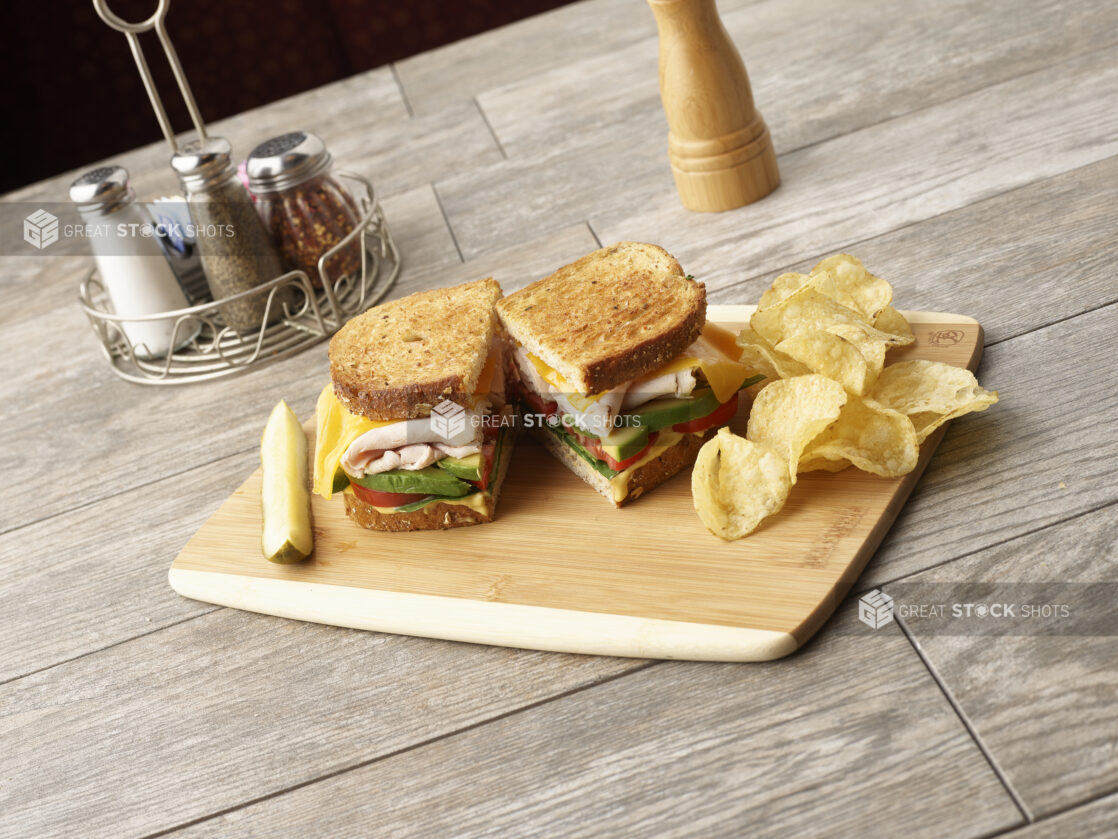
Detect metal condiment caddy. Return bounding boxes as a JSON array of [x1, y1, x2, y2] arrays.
[[80, 173, 398, 384], [82, 0, 399, 384]]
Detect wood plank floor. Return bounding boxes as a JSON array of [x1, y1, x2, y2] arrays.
[[2, 0, 1115, 835], [166, 607, 1023, 838]]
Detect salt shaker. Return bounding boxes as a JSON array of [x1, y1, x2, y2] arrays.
[[170, 137, 286, 332], [69, 166, 200, 359], [247, 131, 363, 289]]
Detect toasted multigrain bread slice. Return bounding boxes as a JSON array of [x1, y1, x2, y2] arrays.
[[342, 431, 515, 531], [535, 426, 713, 507], [330, 278, 502, 421], [497, 242, 706, 394]]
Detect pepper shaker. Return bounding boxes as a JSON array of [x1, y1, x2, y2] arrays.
[[171, 137, 286, 332], [648, 0, 780, 212], [246, 131, 363, 289], [70, 166, 200, 359]]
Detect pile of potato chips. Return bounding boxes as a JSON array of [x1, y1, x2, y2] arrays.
[[693, 254, 998, 541]]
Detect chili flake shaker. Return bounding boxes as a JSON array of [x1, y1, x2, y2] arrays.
[[69, 166, 200, 359], [246, 131, 363, 289], [171, 137, 286, 332]]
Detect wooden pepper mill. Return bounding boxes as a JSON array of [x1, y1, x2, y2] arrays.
[[648, 0, 780, 212]]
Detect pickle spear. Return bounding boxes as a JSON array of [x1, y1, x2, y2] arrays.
[[260, 400, 314, 564]]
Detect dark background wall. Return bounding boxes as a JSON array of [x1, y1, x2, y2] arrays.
[[5, 0, 574, 194]]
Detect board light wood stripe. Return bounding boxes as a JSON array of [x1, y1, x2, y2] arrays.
[[168, 568, 798, 661]]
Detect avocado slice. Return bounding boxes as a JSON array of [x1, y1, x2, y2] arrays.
[[547, 424, 619, 478], [331, 466, 350, 494], [599, 423, 650, 463], [629, 388, 721, 431], [352, 466, 472, 497], [438, 452, 483, 482]]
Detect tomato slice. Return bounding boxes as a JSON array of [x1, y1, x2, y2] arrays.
[[471, 440, 498, 491], [577, 430, 659, 472], [350, 483, 427, 508], [673, 393, 739, 434], [518, 382, 557, 416]]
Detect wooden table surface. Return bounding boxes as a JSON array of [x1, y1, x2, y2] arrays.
[[3, 0, 1116, 835]]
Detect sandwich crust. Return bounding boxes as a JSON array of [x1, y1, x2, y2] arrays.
[[497, 242, 705, 394], [342, 431, 514, 530], [330, 278, 502, 421], [536, 426, 714, 507]]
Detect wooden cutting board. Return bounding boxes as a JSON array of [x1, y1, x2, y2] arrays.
[[170, 305, 983, 661]]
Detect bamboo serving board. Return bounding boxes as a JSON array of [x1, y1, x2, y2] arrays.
[[170, 306, 983, 661]]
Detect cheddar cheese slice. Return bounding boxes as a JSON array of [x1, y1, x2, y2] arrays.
[[312, 385, 395, 499]]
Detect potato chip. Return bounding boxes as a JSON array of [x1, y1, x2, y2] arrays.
[[797, 455, 851, 474], [871, 360, 990, 414], [749, 288, 803, 346], [810, 254, 893, 320], [870, 360, 998, 442], [695, 253, 997, 541], [775, 330, 876, 395], [873, 306, 915, 346], [757, 272, 811, 311], [800, 395, 918, 477], [735, 328, 811, 381], [692, 428, 793, 540], [747, 375, 847, 480], [758, 256, 894, 323], [823, 321, 889, 373], [907, 411, 946, 443], [750, 288, 892, 389]]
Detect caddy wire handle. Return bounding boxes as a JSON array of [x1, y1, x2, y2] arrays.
[[91, 0, 207, 152]]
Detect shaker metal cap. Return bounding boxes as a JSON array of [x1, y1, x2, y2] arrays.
[[69, 165, 132, 210], [170, 136, 234, 181], [246, 131, 331, 193]]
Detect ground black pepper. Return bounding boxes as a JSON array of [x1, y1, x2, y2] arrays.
[[172, 137, 287, 333]]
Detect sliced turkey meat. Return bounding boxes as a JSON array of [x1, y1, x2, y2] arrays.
[[513, 345, 698, 431], [621, 369, 696, 410], [343, 441, 483, 477], [340, 409, 483, 477]]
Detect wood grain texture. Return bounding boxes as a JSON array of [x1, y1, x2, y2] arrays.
[[890, 504, 1118, 818], [393, 222, 602, 298], [436, 0, 1118, 260], [328, 99, 504, 199], [594, 46, 1118, 283], [1000, 791, 1118, 838], [0, 608, 638, 839], [393, 0, 764, 116], [0, 450, 254, 683], [163, 601, 1023, 839], [478, 0, 1118, 161], [170, 310, 982, 660], [709, 154, 1118, 346], [864, 302, 1118, 586]]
